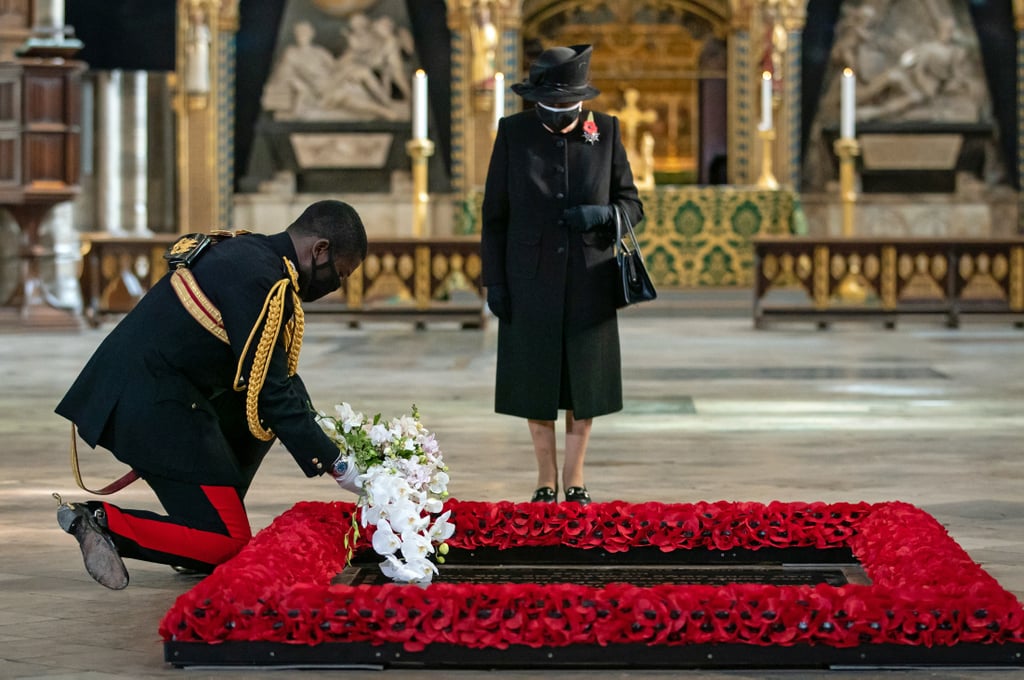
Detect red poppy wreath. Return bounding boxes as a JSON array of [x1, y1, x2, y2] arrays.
[[161, 499, 1024, 652]]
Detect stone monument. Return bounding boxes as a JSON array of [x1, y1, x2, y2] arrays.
[[801, 0, 1015, 238]]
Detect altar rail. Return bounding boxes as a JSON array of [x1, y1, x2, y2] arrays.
[[79, 233, 485, 327], [753, 236, 1024, 329]]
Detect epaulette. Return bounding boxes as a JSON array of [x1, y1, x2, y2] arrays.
[[163, 229, 252, 271]]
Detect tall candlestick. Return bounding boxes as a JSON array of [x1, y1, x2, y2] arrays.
[[840, 68, 856, 139], [493, 72, 504, 130], [760, 71, 772, 131], [413, 69, 428, 141]]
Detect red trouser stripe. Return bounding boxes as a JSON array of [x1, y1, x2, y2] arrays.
[[103, 485, 252, 565]]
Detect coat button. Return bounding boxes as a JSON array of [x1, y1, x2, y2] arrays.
[[190, 403, 197, 410], [556, 192, 564, 199], [556, 139, 564, 148], [312, 458, 319, 464], [555, 165, 564, 173], [557, 246, 566, 254]]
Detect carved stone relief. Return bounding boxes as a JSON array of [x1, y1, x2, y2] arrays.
[[803, 0, 1000, 191], [262, 11, 413, 121]]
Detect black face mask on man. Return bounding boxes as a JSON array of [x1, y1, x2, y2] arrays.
[[536, 102, 581, 132], [301, 245, 341, 302]]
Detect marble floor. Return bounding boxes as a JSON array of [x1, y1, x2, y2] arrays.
[[2, 293, 1023, 679]]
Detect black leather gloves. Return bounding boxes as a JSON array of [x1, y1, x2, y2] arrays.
[[562, 204, 614, 232], [487, 283, 510, 322]]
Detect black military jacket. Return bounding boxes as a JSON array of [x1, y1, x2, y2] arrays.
[[56, 232, 340, 485]]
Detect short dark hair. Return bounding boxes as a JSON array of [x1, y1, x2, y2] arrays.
[[287, 200, 368, 261]]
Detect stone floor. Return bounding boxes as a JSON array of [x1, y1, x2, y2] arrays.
[[2, 292, 1024, 679]]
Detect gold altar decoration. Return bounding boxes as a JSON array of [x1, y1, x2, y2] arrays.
[[459, 185, 803, 287], [448, 0, 517, 191], [521, 0, 729, 184]]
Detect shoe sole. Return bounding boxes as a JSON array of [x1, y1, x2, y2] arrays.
[[74, 518, 129, 590]]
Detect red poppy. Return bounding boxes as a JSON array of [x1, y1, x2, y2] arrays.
[[160, 499, 1024, 651]]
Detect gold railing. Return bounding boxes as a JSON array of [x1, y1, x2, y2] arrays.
[[79, 234, 485, 328], [753, 236, 1024, 328]]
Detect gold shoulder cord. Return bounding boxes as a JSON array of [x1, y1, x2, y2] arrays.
[[233, 257, 305, 441]]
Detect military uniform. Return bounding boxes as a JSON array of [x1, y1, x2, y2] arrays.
[[56, 232, 339, 571]]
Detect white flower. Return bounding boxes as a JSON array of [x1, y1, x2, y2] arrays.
[[399, 530, 433, 560], [371, 519, 401, 555], [429, 470, 450, 495], [367, 423, 390, 447], [379, 554, 422, 582], [323, 403, 452, 585], [428, 510, 456, 542], [334, 402, 364, 433]]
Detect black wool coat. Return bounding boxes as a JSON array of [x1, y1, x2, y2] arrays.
[[55, 232, 340, 486], [480, 109, 643, 420]]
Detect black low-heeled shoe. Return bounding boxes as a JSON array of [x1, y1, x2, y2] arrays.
[[564, 486, 592, 506], [530, 486, 558, 503]]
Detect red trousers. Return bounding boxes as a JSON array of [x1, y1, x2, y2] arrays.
[[95, 473, 252, 572]]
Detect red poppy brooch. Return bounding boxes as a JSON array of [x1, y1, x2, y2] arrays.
[[582, 112, 599, 144]]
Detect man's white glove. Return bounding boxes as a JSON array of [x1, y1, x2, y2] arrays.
[[331, 454, 361, 494]]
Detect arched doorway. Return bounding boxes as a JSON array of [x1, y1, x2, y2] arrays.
[[519, 1, 730, 184]]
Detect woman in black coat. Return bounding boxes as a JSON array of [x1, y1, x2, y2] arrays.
[[480, 44, 643, 506]]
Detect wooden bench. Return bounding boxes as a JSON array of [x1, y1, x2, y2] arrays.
[[752, 236, 1024, 329], [79, 233, 486, 328]]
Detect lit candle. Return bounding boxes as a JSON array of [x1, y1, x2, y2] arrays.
[[413, 69, 428, 141], [493, 72, 504, 130], [184, 9, 211, 95], [760, 71, 772, 131], [840, 68, 856, 139]]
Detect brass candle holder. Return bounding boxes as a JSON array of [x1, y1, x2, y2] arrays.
[[405, 137, 435, 238], [832, 137, 861, 237], [833, 136, 866, 302], [756, 127, 779, 189]]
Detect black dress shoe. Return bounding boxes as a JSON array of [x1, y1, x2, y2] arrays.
[[530, 486, 558, 503], [56, 501, 129, 590], [564, 486, 592, 506]]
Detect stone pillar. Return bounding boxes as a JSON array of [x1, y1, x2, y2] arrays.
[[94, 71, 151, 234], [727, 1, 755, 185], [175, 0, 238, 232]]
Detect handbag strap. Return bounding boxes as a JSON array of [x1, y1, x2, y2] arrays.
[[613, 204, 644, 258]]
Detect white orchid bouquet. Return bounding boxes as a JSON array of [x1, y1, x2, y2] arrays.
[[316, 403, 454, 585]]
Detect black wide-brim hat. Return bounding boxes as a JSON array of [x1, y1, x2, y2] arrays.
[[511, 44, 600, 103]]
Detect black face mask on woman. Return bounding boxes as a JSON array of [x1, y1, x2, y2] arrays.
[[536, 102, 581, 132], [301, 246, 341, 302]]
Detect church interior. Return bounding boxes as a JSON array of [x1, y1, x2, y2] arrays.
[[1, 0, 1024, 675]]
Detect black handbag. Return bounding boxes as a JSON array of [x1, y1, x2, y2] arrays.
[[614, 205, 657, 308]]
